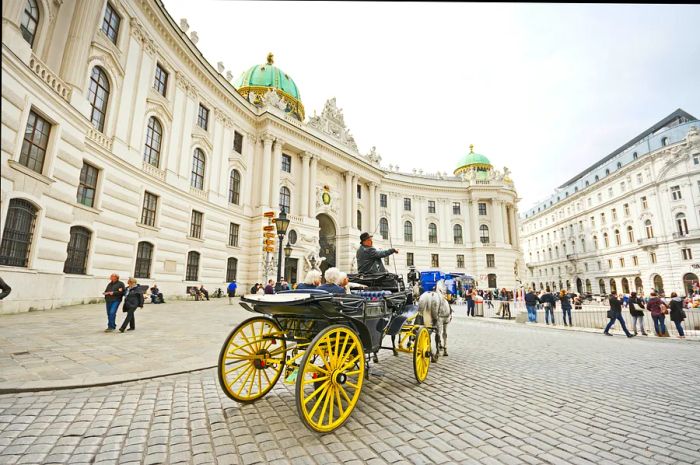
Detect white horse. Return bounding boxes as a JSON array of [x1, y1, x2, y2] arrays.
[[418, 280, 453, 360]]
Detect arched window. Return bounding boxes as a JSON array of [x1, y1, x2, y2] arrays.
[[627, 226, 634, 242], [479, 225, 490, 244], [621, 277, 630, 294], [585, 279, 592, 293], [645, 220, 654, 239], [428, 223, 438, 244], [404, 221, 413, 242], [191, 149, 205, 189], [676, 213, 688, 236], [226, 257, 238, 282], [186, 251, 200, 281], [357, 210, 362, 230], [614, 229, 621, 246], [605, 169, 610, 175], [379, 218, 389, 240], [88, 67, 110, 132], [653, 275, 664, 293], [143, 117, 162, 167], [279, 186, 291, 213], [453, 224, 463, 244], [134, 242, 153, 279], [598, 279, 606, 295], [661, 137, 668, 146], [603, 233, 609, 247], [610, 279, 617, 293], [635, 277, 643, 292], [63, 227, 91, 274], [20, 0, 39, 47], [229, 170, 241, 205], [0, 199, 38, 267]]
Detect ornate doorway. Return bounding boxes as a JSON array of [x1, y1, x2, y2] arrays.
[[317, 214, 336, 274], [683, 273, 698, 296]]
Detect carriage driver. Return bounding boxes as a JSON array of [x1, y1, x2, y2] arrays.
[[356, 232, 399, 274]]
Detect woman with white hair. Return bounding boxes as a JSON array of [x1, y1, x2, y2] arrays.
[[297, 269, 322, 290], [318, 267, 347, 294]]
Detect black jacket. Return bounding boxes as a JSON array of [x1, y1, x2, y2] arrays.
[[524, 292, 540, 305], [123, 286, 144, 311], [104, 280, 125, 302], [560, 294, 572, 311], [629, 296, 645, 316], [356, 245, 396, 274], [0, 277, 11, 300], [669, 297, 685, 322], [609, 296, 624, 314], [540, 293, 556, 306]]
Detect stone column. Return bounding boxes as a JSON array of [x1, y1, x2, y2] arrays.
[[501, 203, 510, 245], [309, 156, 318, 218], [270, 138, 283, 212], [369, 182, 377, 234], [492, 199, 505, 244], [352, 176, 359, 230], [60, 0, 104, 92], [300, 152, 311, 217], [464, 199, 473, 244], [439, 200, 449, 244], [242, 133, 257, 209], [260, 134, 274, 208], [470, 199, 480, 245], [344, 171, 353, 228]]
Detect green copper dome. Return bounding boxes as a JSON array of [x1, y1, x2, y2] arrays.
[[234, 53, 305, 120], [454, 144, 492, 175]]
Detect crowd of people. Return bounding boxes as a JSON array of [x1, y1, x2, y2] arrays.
[[247, 268, 352, 296]]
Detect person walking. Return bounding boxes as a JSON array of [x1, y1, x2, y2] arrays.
[[540, 288, 556, 325], [647, 291, 669, 337], [227, 280, 237, 304], [560, 290, 573, 327], [103, 273, 125, 332], [668, 292, 686, 339], [524, 288, 540, 323], [0, 276, 11, 300], [604, 291, 634, 337], [119, 278, 144, 332], [466, 288, 475, 317], [628, 291, 647, 336]]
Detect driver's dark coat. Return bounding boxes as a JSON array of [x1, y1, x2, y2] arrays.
[[356, 245, 395, 274]]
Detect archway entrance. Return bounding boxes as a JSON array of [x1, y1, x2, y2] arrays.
[[621, 278, 630, 294], [653, 275, 664, 294], [610, 279, 617, 294], [317, 214, 336, 274], [634, 277, 643, 292], [576, 278, 583, 294], [683, 273, 698, 296]]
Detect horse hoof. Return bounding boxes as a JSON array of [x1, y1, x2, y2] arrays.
[[443, 351, 448, 357], [392, 350, 398, 357]]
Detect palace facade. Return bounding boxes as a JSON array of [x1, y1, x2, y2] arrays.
[[0, 0, 522, 313], [520, 109, 700, 297]]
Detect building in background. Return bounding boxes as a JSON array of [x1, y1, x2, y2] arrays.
[[0, 0, 521, 312], [520, 109, 700, 297]]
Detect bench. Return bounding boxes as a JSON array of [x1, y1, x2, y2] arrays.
[[186, 286, 203, 301]]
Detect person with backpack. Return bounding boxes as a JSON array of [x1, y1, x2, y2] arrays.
[[628, 291, 647, 336], [647, 291, 669, 337], [668, 292, 686, 339], [227, 280, 237, 304], [603, 291, 634, 337], [540, 288, 557, 325]]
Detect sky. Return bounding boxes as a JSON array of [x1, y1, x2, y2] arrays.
[[161, 1, 700, 210]]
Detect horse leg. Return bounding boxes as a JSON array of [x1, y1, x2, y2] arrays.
[[432, 329, 440, 363], [391, 334, 398, 356], [442, 321, 448, 357]]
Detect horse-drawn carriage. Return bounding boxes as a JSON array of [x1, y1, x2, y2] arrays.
[[217, 272, 434, 433]]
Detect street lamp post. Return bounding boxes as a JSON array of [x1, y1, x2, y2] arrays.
[[274, 209, 291, 292]]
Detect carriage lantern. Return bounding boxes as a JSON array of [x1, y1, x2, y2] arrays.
[[274, 209, 290, 291]]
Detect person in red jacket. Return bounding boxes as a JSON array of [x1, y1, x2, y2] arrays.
[[647, 291, 669, 337]]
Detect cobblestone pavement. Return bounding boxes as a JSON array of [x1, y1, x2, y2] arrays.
[[1, 315, 699, 465], [0, 299, 248, 391]]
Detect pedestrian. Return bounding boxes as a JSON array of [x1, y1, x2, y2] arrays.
[[227, 280, 237, 304], [628, 291, 647, 336], [560, 290, 573, 327], [647, 291, 669, 337], [119, 278, 144, 332], [604, 291, 634, 337], [524, 288, 540, 323], [540, 288, 556, 325], [264, 280, 275, 294], [500, 288, 511, 319], [668, 292, 686, 339], [103, 273, 125, 332], [0, 276, 11, 300], [150, 283, 165, 304], [466, 288, 475, 317], [199, 284, 210, 300]]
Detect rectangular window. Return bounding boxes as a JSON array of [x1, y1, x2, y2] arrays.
[[597, 193, 602, 203], [101, 3, 121, 44], [431, 254, 439, 268], [637, 173, 643, 184], [197, 104, 209, 130], [486, 254, 495, 268], [428, 200, 436, 213], [153, 63, 168, 96], [77, 162, 99, 208], [590, 216, 595, 227], [650, 252, 657, 264], [20, 110, 51, 174], [620, 182, 626, 192], [624, 203, 630, 216], [190, 210, 203, 238], [671, 185, 682, 201], [457, 255, 464, 268], [600, 213, 606, 224], [281, 154, 292, 173], [478, 203, 487, 215], [404, 198, 411, 211], [357, 184, 362, 199], [229, 222, 239, 247], [682, 248, 693, 260], [597, 261, 602, 270], [641, 196, 648, 209], [632, 255, 639, 266], [619, 257, 625, 268], [608, 187, 613, 198], [141, 191, 158, 226], [380, 194, 387, 208], [694, 154, 700, 165], [406, 252, 414, 267], [584, 263, 589, 272], [612, 208, 617, 221], [233, 131, 243, 154], [453, 202, 461, 215], [608, 259, 613, 269], [587, 197, 592, 207]]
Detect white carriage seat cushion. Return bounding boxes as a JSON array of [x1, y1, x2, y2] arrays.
[[350, 290, 392, 301]]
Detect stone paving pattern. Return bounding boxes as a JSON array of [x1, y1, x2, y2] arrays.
[[1, 315, 699, 464]]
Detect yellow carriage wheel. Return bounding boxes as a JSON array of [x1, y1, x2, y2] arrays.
[[218, 316, 286, 403], [413, 326, 431, 383], [295, 325, 365, 433]]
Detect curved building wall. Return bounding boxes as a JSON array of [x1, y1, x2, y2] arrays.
[[0, 0, 521, 313]]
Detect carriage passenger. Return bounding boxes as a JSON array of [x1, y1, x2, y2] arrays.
[[297, 270, 322, 290], [317, 267, 347, 295]]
